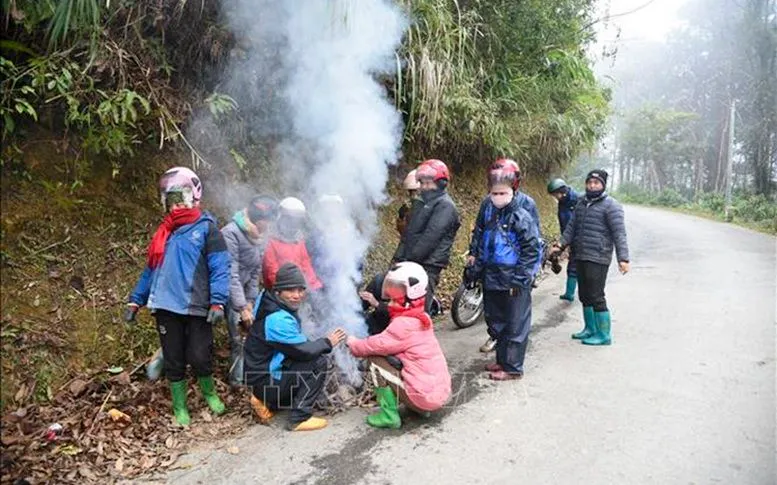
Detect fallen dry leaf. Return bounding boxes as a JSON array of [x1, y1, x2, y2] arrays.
[[107, 408, 131, 423], [69, 379, 89, 397], [115, 457, 124, 472]]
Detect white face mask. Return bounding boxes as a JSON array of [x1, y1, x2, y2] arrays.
[[490, 192, 513, 209]]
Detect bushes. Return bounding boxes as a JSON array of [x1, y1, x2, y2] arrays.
[[615, 187, 777, 234]]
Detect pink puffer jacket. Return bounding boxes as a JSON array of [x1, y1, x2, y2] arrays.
[[349, 314, 451, 411]]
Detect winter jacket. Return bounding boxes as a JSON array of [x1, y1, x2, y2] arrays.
[[393, 190, 461, 269], [557, 188, 579, 234], [221, 221, 264, 311], [243, 291, 333, 386], [515, 191, 541, 237], [129, 212, 230, 317], [560, 193, 629, 266], [348, 313, 451, 412], [468, 196, 541, 290], [262, 235, 323, 291]]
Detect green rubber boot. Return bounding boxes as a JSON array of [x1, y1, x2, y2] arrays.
[[197, 376, 226, 415], [582, 311, 612, 346], [366, 387, 401, 429], [572, 306, 596, 340], [169, 380, 191, 426], [559, 276, 577, 302]]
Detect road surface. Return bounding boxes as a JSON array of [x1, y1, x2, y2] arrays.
[[162, 206, 776, 485]]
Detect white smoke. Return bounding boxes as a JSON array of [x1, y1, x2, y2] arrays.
[[220, 0, 407, 385]]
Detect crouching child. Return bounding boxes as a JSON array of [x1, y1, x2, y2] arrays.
[[243, 263, 346, 431], [347, 262, 451, 429]]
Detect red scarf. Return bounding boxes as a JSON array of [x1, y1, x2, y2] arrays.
[[387, 299, 433, 329], [147, 208, 202, 269]]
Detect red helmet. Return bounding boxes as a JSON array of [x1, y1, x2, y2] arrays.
[[416, 159, 450, 183], [488, 158, 521, 191]]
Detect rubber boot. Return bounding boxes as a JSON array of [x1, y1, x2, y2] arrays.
[[197, 376, 226, 415], [559, 276, 577, 302], [572, 306, 596, 340], [366, 387, 401, 429], [582, 311, 612, 346], [291, 416, 328, 431], [169, 380, 191, 427]]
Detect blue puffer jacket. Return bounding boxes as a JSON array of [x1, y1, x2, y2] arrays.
[[469, 197, 541, 290], [557, 188, 579, 233], [129, 212, 230, 317]]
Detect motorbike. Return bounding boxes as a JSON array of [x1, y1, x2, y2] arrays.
[[450, 240, 560, 329]]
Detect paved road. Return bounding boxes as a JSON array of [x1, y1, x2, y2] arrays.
[[164, 206, 776, 485]]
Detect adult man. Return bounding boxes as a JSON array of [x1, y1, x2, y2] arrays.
[[477, 159, 542, 353], [221, 195, 278, 387], [466, 161, 541, 380], [392, 159, 461, 313], [547, 178, 579, 301], [243, 263, 346, 431], [551, 169, 630, 346]]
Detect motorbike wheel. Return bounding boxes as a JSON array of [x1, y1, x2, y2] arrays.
[[451, 283, 484, 328]]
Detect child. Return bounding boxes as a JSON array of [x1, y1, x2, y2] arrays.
[[347, 262, 451, 428], [125, 166, 229, 425]]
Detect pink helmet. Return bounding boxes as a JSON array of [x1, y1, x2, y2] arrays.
[[159, 166, 202, 210]]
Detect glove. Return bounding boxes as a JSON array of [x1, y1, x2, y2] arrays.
[[463, 264, 480, 290], [124, 304, 139, 323], [207, 305, 225, 324]]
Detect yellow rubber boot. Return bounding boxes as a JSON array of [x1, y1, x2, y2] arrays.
[[250, 395, 274, 424], [291, 416, 328, 431]]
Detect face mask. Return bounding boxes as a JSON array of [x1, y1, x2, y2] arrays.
[[421, 190, 440, 203], [490, 192, 513, 209], [586, 189, 604, 200]]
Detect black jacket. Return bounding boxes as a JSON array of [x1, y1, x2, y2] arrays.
[[393, 190, 461, 269], [560, 193, 629, 266]]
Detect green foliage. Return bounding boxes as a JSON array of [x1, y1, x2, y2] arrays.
[[396, 0, 608, 169], [206, 92, 238, 119]]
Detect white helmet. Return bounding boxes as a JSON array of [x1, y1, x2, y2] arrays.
[[382, 261, 428, 301], [403, 170, 420, 191], [319, 194, 344, 205], [279, 197, 306, 217]]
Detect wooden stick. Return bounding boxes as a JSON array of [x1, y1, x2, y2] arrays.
[[87, 388, 113, 437]]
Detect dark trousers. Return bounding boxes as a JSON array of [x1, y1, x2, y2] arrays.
[[483, 288, 532, 374], [252, 357, 327, 426], [423, 265, 442, 314], [225, 306, 245, 385], [567, 250, 578, 278], [155, 310, 213, 382], [577, 260, 609, 311]]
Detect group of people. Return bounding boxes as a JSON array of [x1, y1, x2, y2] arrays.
[[124, 159, 630, 433]]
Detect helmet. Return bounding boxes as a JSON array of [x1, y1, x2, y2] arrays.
[[488, 158, 521, 191], [159, 166, 202, 210], [547, 178, 567, 194], [416, 159, 450, 183], [382, 261, 428, 302], [247, 195, 279, 222], [402, 170, 420, 191], [318, 194, 344, 205], [279, 197, 306, 218]]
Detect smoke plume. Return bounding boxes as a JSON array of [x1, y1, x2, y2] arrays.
[[211, 0, 407, 385]]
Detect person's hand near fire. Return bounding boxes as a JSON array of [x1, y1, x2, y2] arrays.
[[359, 290, 380, 310], [327, 328, 347, 347]]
